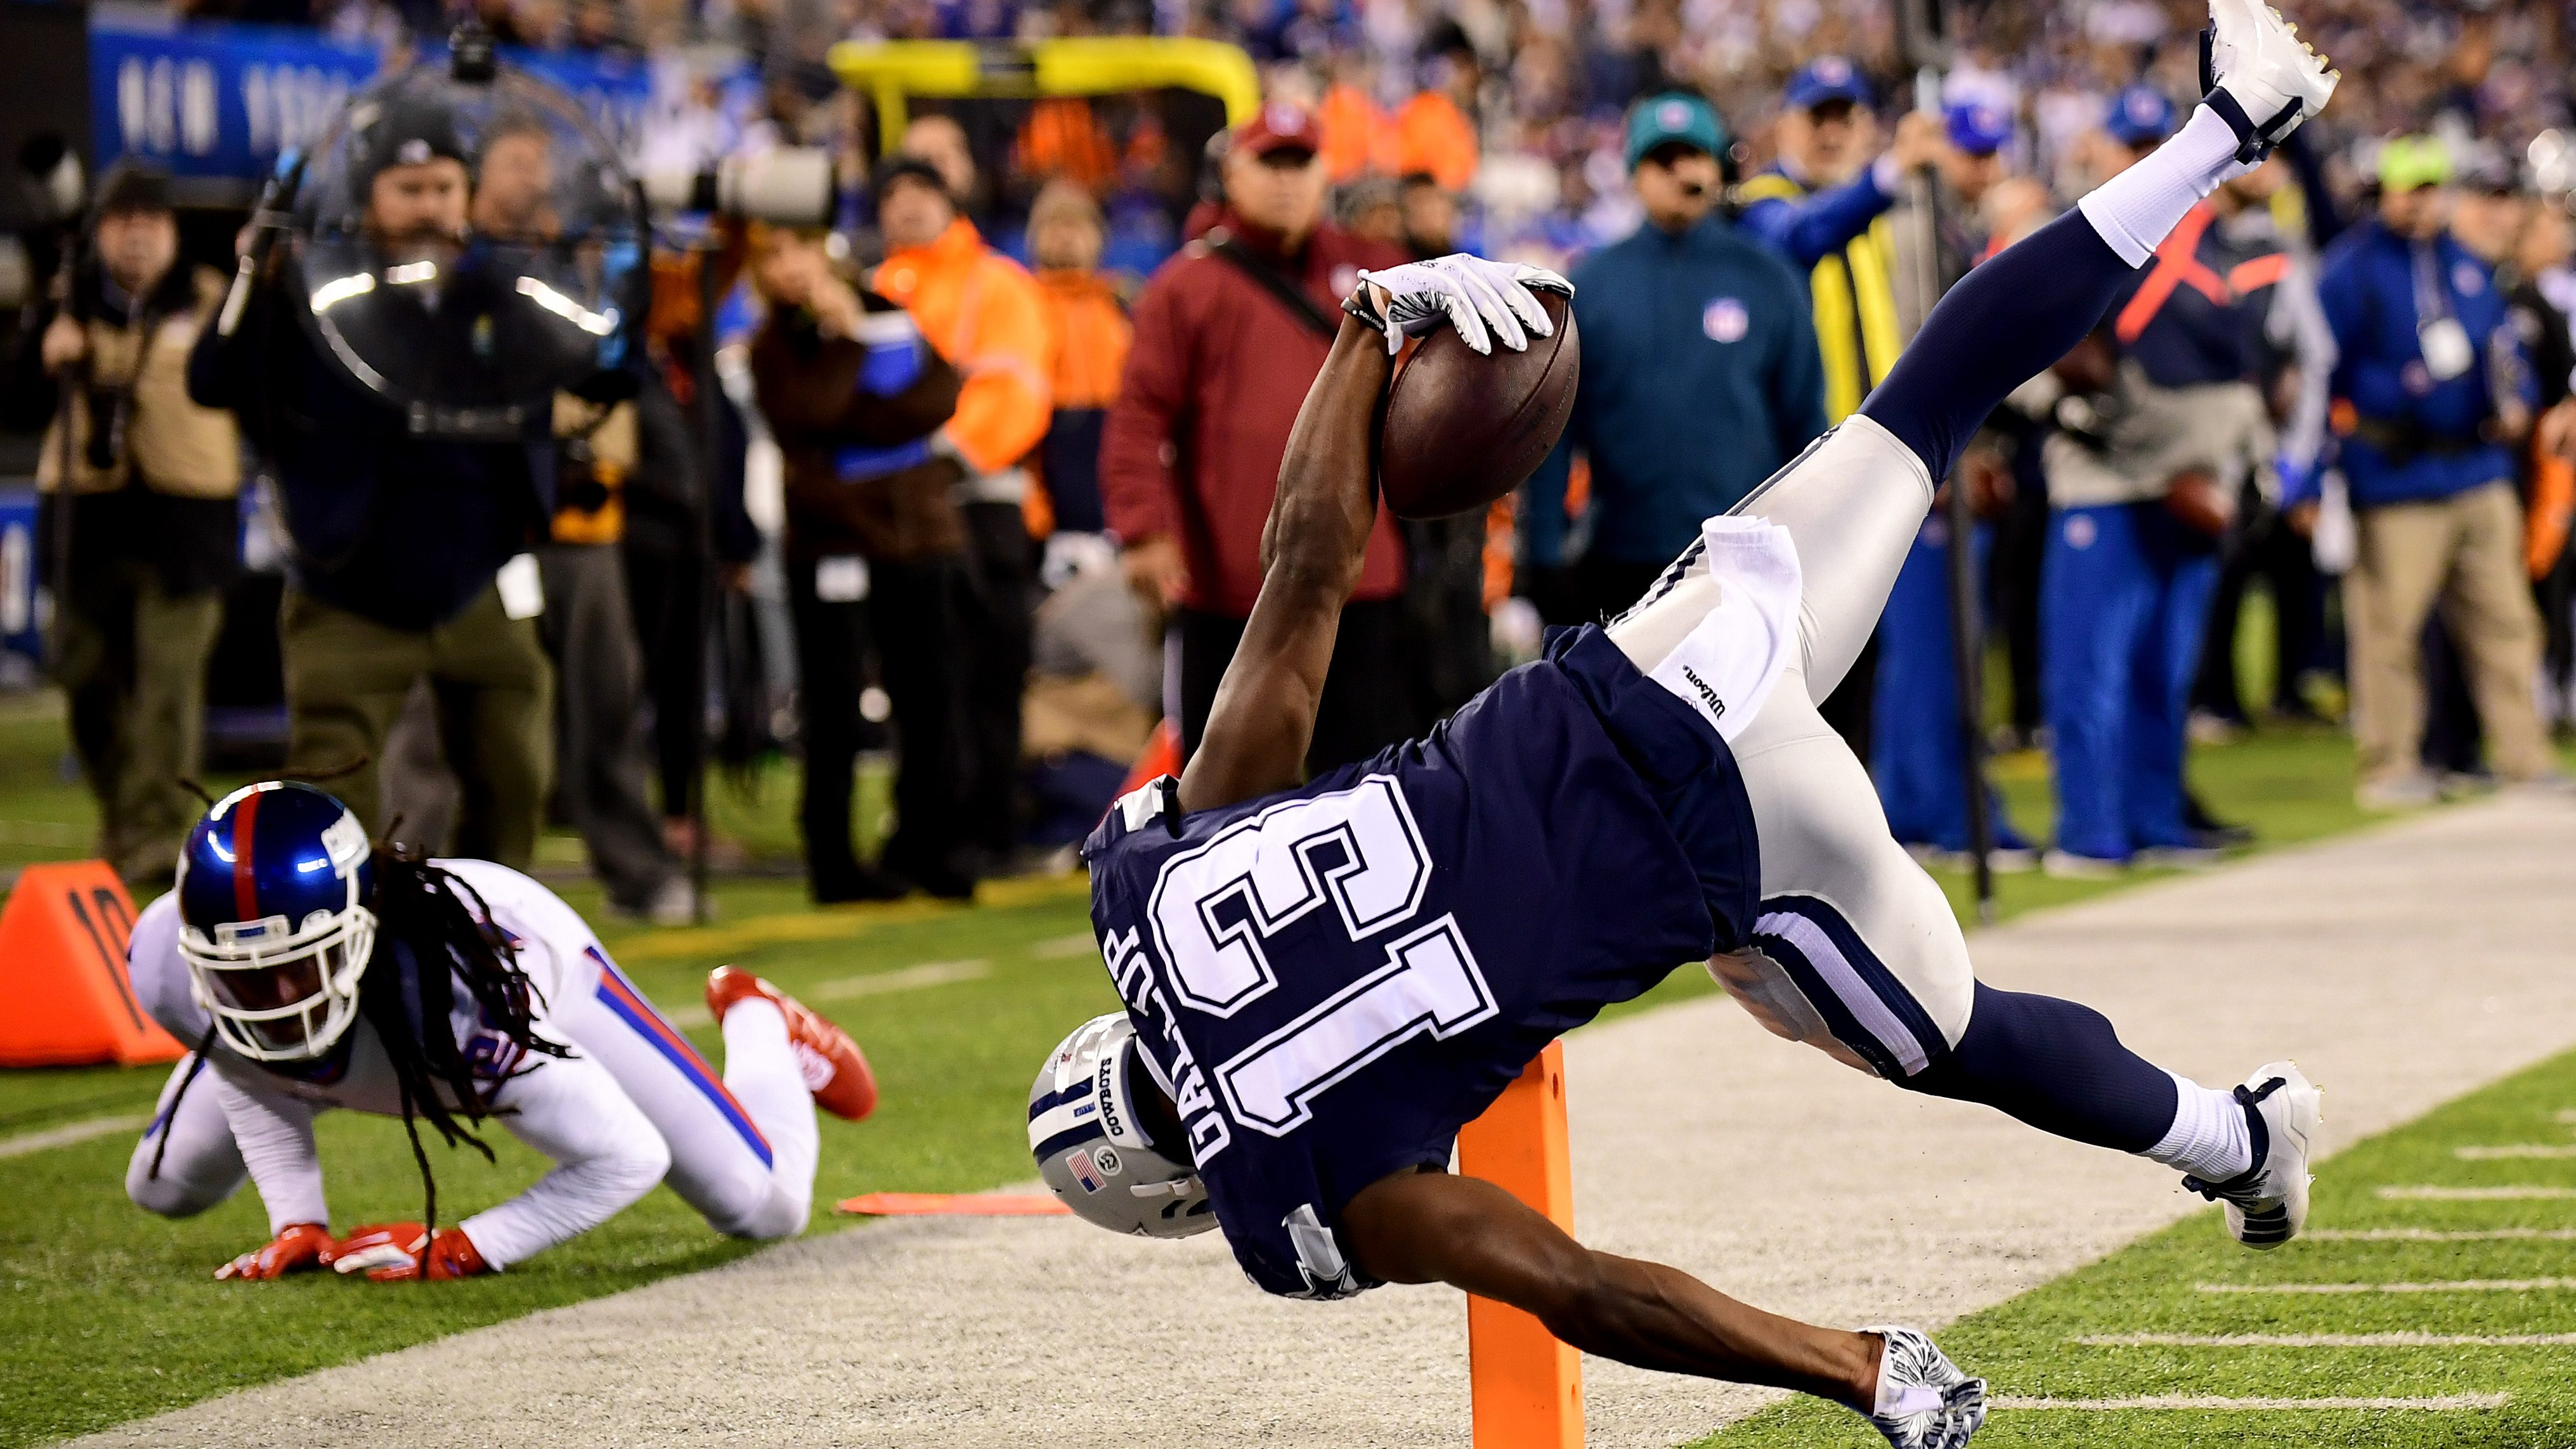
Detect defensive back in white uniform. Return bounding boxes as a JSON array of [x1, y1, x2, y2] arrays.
[[127, 824, 876, 1280]]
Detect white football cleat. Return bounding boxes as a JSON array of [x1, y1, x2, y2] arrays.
[[2185, 1060, 2322, 1249], [1863, 1325, 1987, 1449], [2202, 0, 2338, 161]]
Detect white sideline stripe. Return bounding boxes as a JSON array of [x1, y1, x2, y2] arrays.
[[2198, 1278, 2576, 1294], [2309, 1228, 2576, 1241], [812, 960, 991, 1001], [2377, 1185, 2576, 1199], [658, 961, 992, 1028], [2456, 1144, 2576, 1159], [1027, 933, 1100, 960], [2078, 1332, 2576, 1348], [0, 1113, 150, 1159], [1995, 1394, 2509, 1412], [1752, 909, 1929, 1074]]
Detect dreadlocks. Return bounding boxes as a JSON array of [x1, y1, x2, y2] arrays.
[[359, 847, 571, 1245]]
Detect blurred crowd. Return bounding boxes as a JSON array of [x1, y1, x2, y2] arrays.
[[8, 0, 2574, 913]]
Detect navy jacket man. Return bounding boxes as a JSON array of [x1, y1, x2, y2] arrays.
[[2315, 137, 2554, 802], [1523, 93, 1826, 627]]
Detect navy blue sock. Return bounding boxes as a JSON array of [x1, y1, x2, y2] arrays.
[[1901, 982, 2179, 1153], [1858, 210, 2140, 482]]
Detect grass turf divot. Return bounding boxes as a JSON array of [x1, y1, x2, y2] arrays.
[[1691, 1043, 2576, 1449]]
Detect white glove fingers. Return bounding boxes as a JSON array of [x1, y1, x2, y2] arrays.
[[1453, 266, 1528, 351], [1495, 275, 1554, 340], [1443, 289, 1494, 354], [1511, 263, 1575, 296]]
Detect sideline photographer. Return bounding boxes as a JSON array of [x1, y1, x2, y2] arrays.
[[8, 163, 240, 886], [186, 63, 640, 868], [747, 225, 972, 902]]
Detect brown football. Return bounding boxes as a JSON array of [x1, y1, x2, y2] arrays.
[[1377, 290, 1580, 520]]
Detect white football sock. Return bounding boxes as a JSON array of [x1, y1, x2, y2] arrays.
[[2143, 1070, 2253, 1181], [2077, 107, 2254, 266], [722, 997, 821, 1218]]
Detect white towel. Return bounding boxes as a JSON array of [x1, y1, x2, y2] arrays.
[[1643, 516, 1802, 744]]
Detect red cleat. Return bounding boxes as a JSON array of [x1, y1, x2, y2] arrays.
[[706, 966, 880, 1122]]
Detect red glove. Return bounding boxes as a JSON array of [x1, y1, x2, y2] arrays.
[[214, 1222, 334, 1281], [325, 1223, 492, 1282]]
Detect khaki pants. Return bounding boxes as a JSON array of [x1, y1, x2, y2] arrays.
[[280, 583, 553, 867], [54, 569, 224, 885], [2346, 481, 2553, 786]]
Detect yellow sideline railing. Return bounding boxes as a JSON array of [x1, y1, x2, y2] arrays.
[[827, 37, 1259, 150]]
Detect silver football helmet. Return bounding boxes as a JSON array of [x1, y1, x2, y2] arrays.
[[1029, 1012, 1215, 1238]]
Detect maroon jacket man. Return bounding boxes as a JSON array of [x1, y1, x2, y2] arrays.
[[1101, 101, 1412, 772]]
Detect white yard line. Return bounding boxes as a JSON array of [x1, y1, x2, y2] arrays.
[[2454, 1144, 2576, 1159], [810, 959, 990, 1001], [1994, 1394, 2510, 1412], [2308, 1227, 2576, 1241], [656, 961, 992, 1028], [2198, 1278, 2576, 1294], [1027, 933, 1101, 959], [2376, 1185, 2576, 1199], [2077, 1332, 2576, 1347], [0, 1113, 147, 1159]]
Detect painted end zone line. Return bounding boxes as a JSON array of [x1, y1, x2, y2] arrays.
[[2199, 1278, 2576, 1294], [2308, 1228, 2576, 1241], [1994, 1395, 2509, 1412], [2376, 1185, 2576, 1199], [2078, 1332, 2576, 1348]]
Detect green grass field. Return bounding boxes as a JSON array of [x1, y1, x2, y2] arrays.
[[0, 689, 2561, 1446], [1695, 1045, 2576, 1449]]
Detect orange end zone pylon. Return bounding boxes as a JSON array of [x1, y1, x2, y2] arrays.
[[0, 862, 183, 1068], [1457, 1039, 1582, 1448]]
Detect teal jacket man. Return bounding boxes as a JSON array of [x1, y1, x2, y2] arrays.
[[1525, 96, 1826, 625]]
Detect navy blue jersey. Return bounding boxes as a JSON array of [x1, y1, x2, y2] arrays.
[[1083, 627, 1757, 1298]]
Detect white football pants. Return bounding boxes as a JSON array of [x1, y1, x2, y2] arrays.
[[129, 962, 820, 1248], [1607, 416, 1975, 1075]]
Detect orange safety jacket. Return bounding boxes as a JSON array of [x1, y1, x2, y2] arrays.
[[1395, 91, 1477, 191], [872, 218, 1055, 490], [1031, 268, 1133, 535]]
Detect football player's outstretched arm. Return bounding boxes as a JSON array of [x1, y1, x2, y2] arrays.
[[1177, 313, 1390, 813], [1341, 1167, 1882, 1407], [1180, 257, 1566, 813]]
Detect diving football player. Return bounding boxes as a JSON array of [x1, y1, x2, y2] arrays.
[[1032, 4, 2336, 1445], [124, 781, 876, 1281]]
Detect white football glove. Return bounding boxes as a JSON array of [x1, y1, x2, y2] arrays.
[[1344, 255, 1573, 356]]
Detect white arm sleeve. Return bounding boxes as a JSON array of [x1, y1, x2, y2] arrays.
[[205, 1062, 330, 1235], [457, 1049, 672, 1268]]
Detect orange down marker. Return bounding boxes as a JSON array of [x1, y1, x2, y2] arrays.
[[0, 862, 181, 1068], [1456, 1039, 1582, 1448]]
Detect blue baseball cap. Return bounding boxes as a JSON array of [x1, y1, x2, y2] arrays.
[[1625, 92, 1731, 169], [2104, 84, 2176, 147], [1944, 100, 2013, 157], [1785, 55, 1873, 112]]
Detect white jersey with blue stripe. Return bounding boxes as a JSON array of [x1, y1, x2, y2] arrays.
[[127, 861, 717, 1266]]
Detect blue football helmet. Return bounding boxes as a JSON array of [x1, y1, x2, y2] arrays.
[[175, 782, 378, 1061]]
